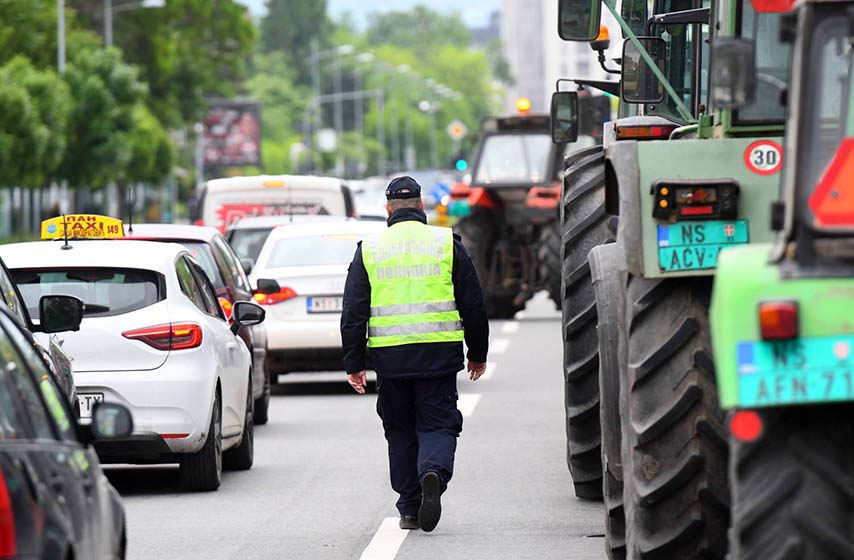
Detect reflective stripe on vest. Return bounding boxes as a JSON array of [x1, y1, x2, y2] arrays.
[[362, 221, 464, 348]]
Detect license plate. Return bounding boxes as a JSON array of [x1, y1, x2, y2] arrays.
[[657, 220, 749, 271], [78, 393, 105, 418], [307, 297, 343, 313], [737, 336, 854, 407]]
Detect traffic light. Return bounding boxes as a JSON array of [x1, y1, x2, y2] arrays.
[[455, 158, 468, 172]]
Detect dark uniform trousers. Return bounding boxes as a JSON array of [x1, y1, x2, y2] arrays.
[[375, 373, 464, 516]]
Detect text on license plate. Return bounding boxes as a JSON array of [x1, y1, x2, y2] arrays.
[[737, 336, 854, 407], [307, 297, 343, 313], [78, 393, 105, 418], [657, 220, 749, 271]]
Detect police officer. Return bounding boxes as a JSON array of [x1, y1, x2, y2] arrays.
[[341, 176, 489, 532]]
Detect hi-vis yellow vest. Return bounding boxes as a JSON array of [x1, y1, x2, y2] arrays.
[[362, 221, 464, 348]]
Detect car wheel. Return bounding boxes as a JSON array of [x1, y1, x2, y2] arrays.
[[224, 376, 254, 471], [180, 390, 222, 492], [254, 367, 270, 425]]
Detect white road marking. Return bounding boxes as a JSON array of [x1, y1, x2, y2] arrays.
[[481, 362, 497, 380], [491, 338, 510, 354], [458, 393, 482, 417], [501, 321, 520, 334], [359, 517, 409, 560]]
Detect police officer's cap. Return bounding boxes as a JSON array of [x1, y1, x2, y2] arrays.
[[385, 176, 422, 200]]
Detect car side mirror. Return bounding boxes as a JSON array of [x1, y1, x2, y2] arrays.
[[558, 0, 602, 41], [38, 295, 83, 333], [710, 38, 756, 109], [91, 402, 134, 439], [551, 91, 579, 144], [621, 37, 667, 104], [255, 278, 281, 295], [240, 257, 254, 276], [231, 301, 265, 334]]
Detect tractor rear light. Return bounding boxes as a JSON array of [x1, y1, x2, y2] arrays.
[[679, 205, 714, 217], [758, 301, 799, 341], [123, 323, 203, 351], [652, 181, 740, 221], [0, 469, 15, 559], [615, 125, 678, 140], [254, 287, 297, 305], [730, 410, 763, 442], [450, 182, 471, 200], [526, 184, 561, 209]]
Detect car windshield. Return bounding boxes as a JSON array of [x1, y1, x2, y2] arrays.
[[181, 242, 226, 290], [735, 3, 790, 123], [11, 268, 162, 319], [228, 228, 272, 261], [267, 235, 362, 268], [472, 134, 552, 184]]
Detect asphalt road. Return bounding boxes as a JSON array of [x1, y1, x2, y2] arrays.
[[106, 294, 606, 560]]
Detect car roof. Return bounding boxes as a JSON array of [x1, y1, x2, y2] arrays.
[[264, 219, 387, 241], [0, 240, 186, 272], [226, 215, 352, 231], [124, 223, 221, 243], [204, 175, 344, 193]]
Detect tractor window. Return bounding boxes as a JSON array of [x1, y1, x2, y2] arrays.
[[798, 15, 853, 229], [734, 3, 790, 124], [472, 134, 553, 184]]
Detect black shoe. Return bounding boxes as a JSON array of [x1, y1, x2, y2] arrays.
[[399, 515, 419, 530], [418, 471, 443, 532]]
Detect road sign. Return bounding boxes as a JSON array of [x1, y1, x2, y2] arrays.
[[809, 138, 854, 227], [744, 140, 783, 176], [446, 120, 468, 140]]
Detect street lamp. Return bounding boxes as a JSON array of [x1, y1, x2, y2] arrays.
[[104, 0, 165, 47], [305, 42, 354, 174], [353, 53, 375, 177]]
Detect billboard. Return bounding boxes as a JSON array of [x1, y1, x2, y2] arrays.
[[203, 100, 262, 168]]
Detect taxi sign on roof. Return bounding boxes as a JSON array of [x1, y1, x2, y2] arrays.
[[809, 138, 854, 227], [41, 215, 124, 240]]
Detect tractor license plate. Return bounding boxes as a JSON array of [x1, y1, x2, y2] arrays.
[[736, 336, 854, 407], [657, 220, 749, 272]]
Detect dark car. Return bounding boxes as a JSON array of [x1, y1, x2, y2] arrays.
[[0, 255, 77, 410], [0, 303, 134, 559], [124, 224, 274, 424]]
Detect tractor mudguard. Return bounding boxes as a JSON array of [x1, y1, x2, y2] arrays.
[[607, 141, 643, 276], [711, 243, 854, 409]]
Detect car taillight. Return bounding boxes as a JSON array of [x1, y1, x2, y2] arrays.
[[758, 301, 799, 341], [218, 297, 233, 320], [122, 323, 203, 351], [0, 469, 16, 558], [254, 287, 297, 305]]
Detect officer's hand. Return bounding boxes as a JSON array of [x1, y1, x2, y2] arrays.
[[347, 371, 367, 394], [467, 361, 487, 381]]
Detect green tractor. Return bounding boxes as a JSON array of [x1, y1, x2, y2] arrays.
[[711, 0, 854, 556], [551, 0, 790, 556]]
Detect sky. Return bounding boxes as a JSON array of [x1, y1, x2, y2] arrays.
[[236, 0, 501, 28]]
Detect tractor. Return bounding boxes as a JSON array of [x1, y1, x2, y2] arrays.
[[450, 95, 610, 318], [550, 0, 791, 556], [710, 0, 854, 556]]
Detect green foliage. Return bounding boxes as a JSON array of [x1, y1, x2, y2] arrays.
[[0, 56, 70, 187], [59, 48, 148, 187], [260, 0, 332, 85], [365, 6, 472, 56], [125, 105, 176, 184]]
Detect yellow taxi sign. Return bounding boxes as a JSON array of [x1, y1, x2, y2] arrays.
[[41, 215, 124, 240]]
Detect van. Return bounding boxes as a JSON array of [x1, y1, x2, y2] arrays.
[[194, 175, 356, 231]]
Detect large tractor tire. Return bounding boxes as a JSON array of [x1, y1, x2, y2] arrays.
[[456, 214, 523, 320], [731, 406, 854, 560], [560, 145, 615, 499], [537, 222, 561, 310], [622, 276, 729, 559], [589, 244, 627, 560]]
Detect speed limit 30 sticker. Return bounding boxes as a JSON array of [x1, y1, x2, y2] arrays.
[[744, 140, 783, 175]]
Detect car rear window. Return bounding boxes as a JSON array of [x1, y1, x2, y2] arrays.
[[11, 268, 163, 319], [268, 235, 361, 268], [228, 228, 273, 261]]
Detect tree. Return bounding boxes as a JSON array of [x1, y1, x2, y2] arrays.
[[260, 0, 332, 85], [0, 56, 70, 188], [365, 6, 472, 58]]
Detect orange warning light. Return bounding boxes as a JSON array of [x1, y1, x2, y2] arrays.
[[596, 25, 610, 41], [516, 98, 531, 114]]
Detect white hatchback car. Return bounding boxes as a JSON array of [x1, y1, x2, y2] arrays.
[[250, 220, 386, 375], [0, 238, 265, 492]]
